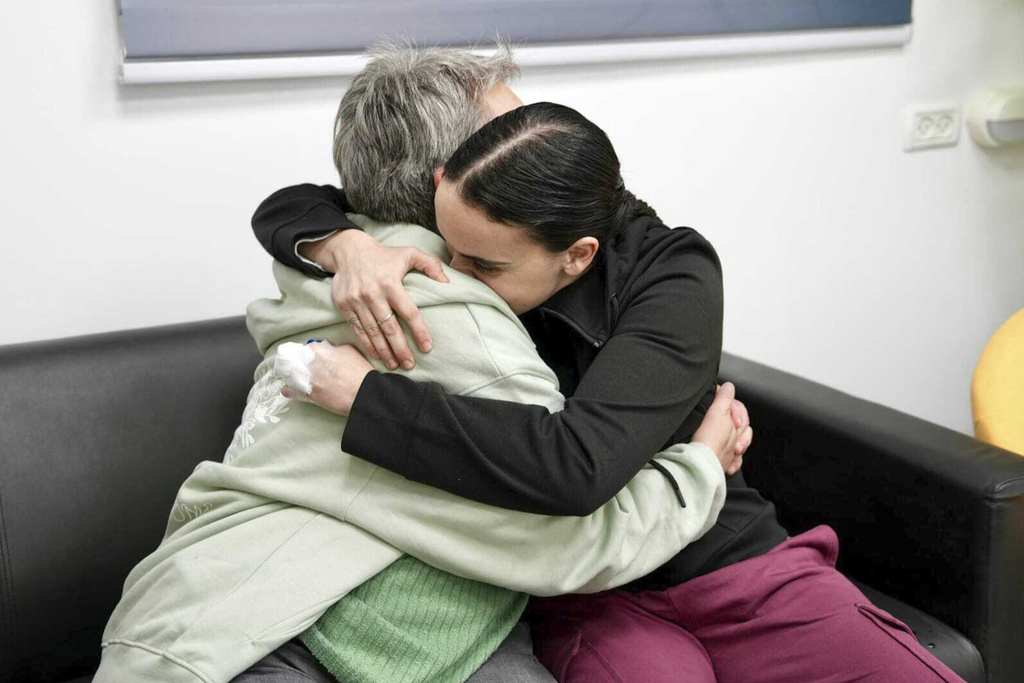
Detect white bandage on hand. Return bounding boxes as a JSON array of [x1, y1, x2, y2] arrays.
[[274, 342, 317, 396]]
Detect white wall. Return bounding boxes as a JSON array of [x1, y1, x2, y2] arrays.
[[2, 1, 1022, 435]]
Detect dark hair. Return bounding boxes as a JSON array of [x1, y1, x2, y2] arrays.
[[443, 102, 659, 252]]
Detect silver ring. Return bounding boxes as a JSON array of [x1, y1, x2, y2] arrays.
[[377, 311, 395, 325], [346, 316, 360, 326]]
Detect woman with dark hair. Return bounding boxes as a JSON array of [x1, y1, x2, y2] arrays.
[[253, 102, 963, 683]]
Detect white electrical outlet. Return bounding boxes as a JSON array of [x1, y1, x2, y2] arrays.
[[903, 103, 960, 151]]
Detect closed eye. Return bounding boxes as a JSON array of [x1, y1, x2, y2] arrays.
[[472, 261, 497, 275]]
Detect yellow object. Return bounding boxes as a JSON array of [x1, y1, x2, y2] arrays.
[[972, 307, 1024, 456]]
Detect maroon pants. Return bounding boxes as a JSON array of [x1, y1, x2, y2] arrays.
[[528, 526, 964, 683]]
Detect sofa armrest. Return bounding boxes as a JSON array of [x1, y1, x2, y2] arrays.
[[720, 353, 1024, 683]]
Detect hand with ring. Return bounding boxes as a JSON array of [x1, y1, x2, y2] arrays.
[[300, 229, 449, 371], [345, 310, 402, 367]]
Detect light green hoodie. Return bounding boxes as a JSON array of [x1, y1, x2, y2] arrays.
[[94, 216, 726, 683]]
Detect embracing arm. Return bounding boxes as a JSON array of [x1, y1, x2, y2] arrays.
[[251, 186, 446, 369], [339, 325, 729, 595], [342, 230, 725, 516], [251, 184, 358, 277], [347, 434, 725, 596]]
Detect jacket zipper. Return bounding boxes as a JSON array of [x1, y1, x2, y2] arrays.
[[539, 308, 604, 348]]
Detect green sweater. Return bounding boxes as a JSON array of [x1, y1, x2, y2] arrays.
[[301, 557, 527, 683]]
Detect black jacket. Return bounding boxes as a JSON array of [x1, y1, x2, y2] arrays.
[[252, 185, 787, 589]]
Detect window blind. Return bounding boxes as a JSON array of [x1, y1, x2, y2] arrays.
[[118, 0, 913, 83], [121, 0, 911, 59]]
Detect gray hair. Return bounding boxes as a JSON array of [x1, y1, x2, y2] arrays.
[[333, 43, 519, 231]]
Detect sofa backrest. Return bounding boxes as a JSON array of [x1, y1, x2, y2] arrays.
[[0, 317, 261, 683]]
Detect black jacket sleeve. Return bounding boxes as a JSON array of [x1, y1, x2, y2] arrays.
[[251, 184, 361, 277], [341, 233, 724, 516]]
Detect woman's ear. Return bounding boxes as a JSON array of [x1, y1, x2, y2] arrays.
[[433, 167, 445, 189], [563, 237, 600, 277]]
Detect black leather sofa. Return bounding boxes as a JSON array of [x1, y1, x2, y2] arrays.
[[1, 316, 1022, 683]]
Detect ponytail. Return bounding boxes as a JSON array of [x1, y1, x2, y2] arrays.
[[624, 190, 660, 222], [608, 188, 660, 245]]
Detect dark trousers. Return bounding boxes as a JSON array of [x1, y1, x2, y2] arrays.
[[230, 622, 555, 683]]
